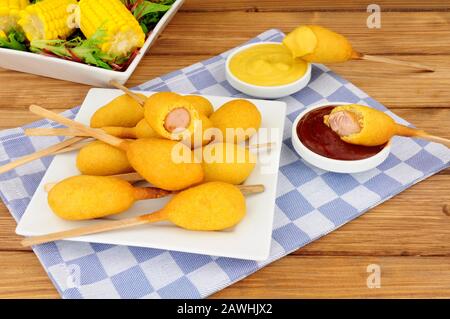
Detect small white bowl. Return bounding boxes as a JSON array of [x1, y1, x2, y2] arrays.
[[225, 42, 312, 99], [291, 102, 391, 173]]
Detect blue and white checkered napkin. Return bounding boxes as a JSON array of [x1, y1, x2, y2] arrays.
[[0, 29, 449, 299]]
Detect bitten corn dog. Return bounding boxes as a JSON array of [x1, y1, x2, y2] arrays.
[[324, 104, 450, 147], [144, 92, 201, 141]]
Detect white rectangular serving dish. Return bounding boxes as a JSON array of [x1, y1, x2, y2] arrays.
[[0, 0, 184, 87], [16, 88, 287, 261]]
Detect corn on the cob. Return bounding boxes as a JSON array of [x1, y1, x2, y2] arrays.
[[18, 0, 77, 42], [0, 29, 5, 38], [0, 0, 29, 33], [79, 0, 145, 57]]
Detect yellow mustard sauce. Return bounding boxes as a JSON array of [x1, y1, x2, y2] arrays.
[[229, 43, 307, 86]]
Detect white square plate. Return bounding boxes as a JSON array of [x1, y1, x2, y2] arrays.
[[16, 88, 287, 260]]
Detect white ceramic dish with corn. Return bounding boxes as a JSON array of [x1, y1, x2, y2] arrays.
[[0, 0, 185, 86]]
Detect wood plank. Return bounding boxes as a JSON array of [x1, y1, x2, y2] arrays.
[[1, 173, 448, 254], [327, 56, 450, 109], [182, 0, 450, 12], [212, 256, 450, 298], [1, 251, 450, 298], [393, 108, 450, 137], [0, 251, 58, 298], [152, 12, 450, 55], [1, 54, 450, 110]]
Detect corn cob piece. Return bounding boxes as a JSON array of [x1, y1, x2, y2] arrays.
[[18, 0, 77, 42], [0, 29, 5, 38], [79, 0, 145, 57], [0, 0, 29, 33]]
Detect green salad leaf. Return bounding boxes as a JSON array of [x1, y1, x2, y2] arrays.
[[0, 29, 27, 51], [30, 29, 116, 69], [123, 0, 175, 33]]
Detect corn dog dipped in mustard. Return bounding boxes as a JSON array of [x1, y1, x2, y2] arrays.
[[90, 93, 146, 128], [202, 142, 257, 184], [209, 99, 262, 143], [282, 25, 433, 71], [323, 104, 450, 147], [283, 25, 354, 63], [76, 141, 133, 176], [48, 175, 172, 220]]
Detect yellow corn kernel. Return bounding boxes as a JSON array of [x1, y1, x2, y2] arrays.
[[0, 0, 29, 33], [18, 0, 77, 41], [79, 0, 145, 57]]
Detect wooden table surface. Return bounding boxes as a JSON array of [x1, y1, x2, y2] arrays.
[[1, 0, 449, 298]]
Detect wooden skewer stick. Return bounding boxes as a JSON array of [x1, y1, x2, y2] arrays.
[[395, 124, 450, 147], [0, 137, 85, 175], [29, 105, 128, 151], [52, 138, 91, 154], [25, 127, 276, 150], [247, 142, 274, 151], [21, 212, 165, 247], [25, 127, 92, 137], [109, 80, 146, 106], [352, 52, 434, 72], [44, 171, 262, 194], [21, 184, 265, 247], [415, 134, 450, 147]]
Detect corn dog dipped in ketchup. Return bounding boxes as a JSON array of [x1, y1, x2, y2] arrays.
[[323, 104, 450, 147], [282, 25, 434, 71]]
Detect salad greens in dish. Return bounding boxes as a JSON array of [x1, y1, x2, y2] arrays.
[[0, 0, 176, 71]]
